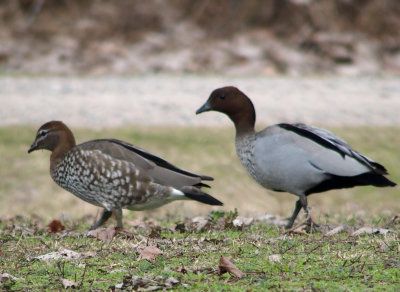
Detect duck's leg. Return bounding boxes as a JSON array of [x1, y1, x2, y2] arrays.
[[299, 194, 319, 229], [89, 209, 112, 230], [285, 199, 302, 229], [113, 208, 123, 229]]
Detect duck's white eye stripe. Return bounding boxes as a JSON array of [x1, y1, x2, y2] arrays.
[[38, 130, 48, 136]]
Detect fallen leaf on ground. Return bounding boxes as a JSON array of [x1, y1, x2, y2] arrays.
[[0, 273, 20, 283], [35, 248, 81, 261], [131, 275, 156, 289], [232, 216, 254, 228], [165, 276, 179, 287], [324, 225, 345, 236], [176, 265, 214, 274], [266, 254, 282, 262], [115, 275, 179, 290], [148, 225, 162, 238], [117, 228, 135, 239], [47, 219, 65, 233], [284, 225, 311, 236], [139, 246, 163, 261], [81, 250, 97, 259], [175, 222, 186, 233], [87, 227, 117, 243], [62, 278, 78, 289], [191, 216, 209, 232], [351, 227, 393, 236], [218, 256, 245, 279]]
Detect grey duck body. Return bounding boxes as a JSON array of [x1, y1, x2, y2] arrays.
[[197, 86, 396, 229], [237, 123, 381, 195]]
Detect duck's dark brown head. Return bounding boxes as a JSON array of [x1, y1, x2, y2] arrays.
[[28, 121, 76, 154], [196, 86, 256, 135]]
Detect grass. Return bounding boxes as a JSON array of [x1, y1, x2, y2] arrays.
[[0, 213, 399, 291], [0, 125, 399, 222], [0, 125, 399, 290]]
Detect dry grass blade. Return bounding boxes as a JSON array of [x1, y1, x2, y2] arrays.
[[218, 256, 245, 279], [386, 215, 399, 227]]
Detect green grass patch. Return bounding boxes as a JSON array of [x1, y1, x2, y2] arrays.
[[0, 214, 399, 290], [0, 125, 398, 223], [1, 124, 399, 290]]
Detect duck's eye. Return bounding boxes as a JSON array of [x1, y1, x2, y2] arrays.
[[219, 94, 225, 100], [38, 130, 48, 137]]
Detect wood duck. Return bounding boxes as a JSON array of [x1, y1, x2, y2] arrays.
[[28, 121, 223, 229], [196, 86, 396, 229]]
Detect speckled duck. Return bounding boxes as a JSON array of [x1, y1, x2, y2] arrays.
[[28, 121, 222, 229]]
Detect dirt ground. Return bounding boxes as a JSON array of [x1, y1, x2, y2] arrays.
[[1, 75, 399, 127]]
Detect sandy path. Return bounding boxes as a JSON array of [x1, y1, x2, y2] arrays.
[[1, 75, 399, 127]]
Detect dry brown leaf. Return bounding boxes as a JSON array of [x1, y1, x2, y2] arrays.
[[34, 248, 81, 261], [218, 256, 245, 279], [175, 222, 186, 233], [148, 226, 162, 238], [87, 227, 117, 243], [351, 227, 392, 236], [81, 250, 97, 259], [191, 216, 209, 232], [176, 265, 214, 275], [0, 273, 20, 283], [47, 219, 65, 233], [284, 225, 311, 236], [116, 228, 135, 239], [139, 246, 163, 261], [266, 254, 282, 262], [232, 216, 253, 228], [324, 225, 345, 236]]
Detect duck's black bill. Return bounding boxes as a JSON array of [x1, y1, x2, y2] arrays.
[[28, 142, 38, 153], [196, 101, 211, 114]]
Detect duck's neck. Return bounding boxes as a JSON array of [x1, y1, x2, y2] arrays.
[[50, 134, 76, 172], [230, 112, 256, 138], [234, 120, 257, 177]]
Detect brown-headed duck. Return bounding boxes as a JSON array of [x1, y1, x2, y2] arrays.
[[28, 121, 223, 229], [196, 86, 396, 229]]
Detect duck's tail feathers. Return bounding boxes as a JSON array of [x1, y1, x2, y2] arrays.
[[180, 186, 223, 206]]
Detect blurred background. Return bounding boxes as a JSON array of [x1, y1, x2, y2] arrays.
[[1, 0, 400, 75], [0, 0, 399, 224]]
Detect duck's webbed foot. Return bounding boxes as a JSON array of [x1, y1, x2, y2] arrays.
[[89, 209, 112, 230]]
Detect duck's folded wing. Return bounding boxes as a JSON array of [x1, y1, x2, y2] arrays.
[[79, 139, 213, 188], [278, 123, 388, 175]]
